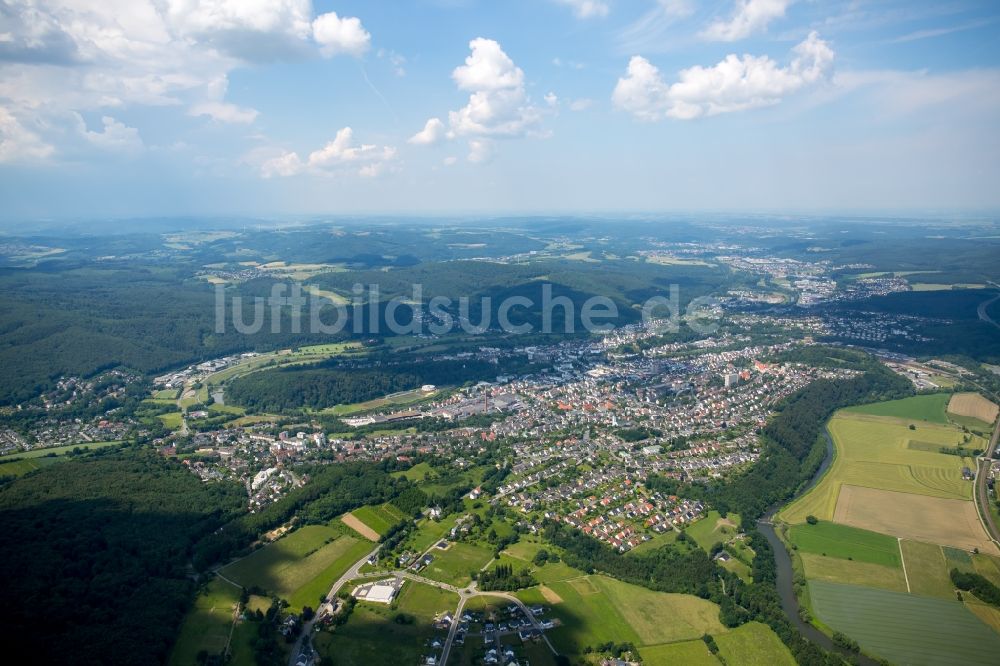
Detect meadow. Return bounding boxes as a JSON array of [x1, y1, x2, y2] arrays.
[[900, 539, 954, 598], [685, 511, 741, 552], [421, 542, 494, 587], [0, 439, 121, 461], [315, 580, 456, 666], [220, 523, 371, 611], [844, 393, 950, 423], [808, 580, 1000, 665], [168, 578, 241, 666], [788, 521, 901, 567], [714, 622, 797, 666]]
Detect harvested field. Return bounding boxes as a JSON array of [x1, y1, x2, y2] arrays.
[[900, 540, 954, 598], [948, 392, 999, 424], [833, 485, 998, 555], [539, 584, 564, 604], [341, 512, 380, 541]]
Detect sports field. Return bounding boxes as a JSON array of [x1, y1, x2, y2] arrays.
[[788, 521, 901, 567], [833, 485, 997, 554], [808, 580, 1000, 665], [844, 393, 950, 423], [220, 524, 371, 610], [781, 412, 979, 524]]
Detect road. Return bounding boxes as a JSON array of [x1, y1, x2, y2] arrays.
[[975, 410, 1000, 547], [977, 290, 1000, 331]]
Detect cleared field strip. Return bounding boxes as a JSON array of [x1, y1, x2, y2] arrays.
[[340, 513, 380, 541], [948, 392, 999, 424], [809, 580, 1000, 665], [834, 485, 998, 555]]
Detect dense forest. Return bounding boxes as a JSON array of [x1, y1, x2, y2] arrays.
[[225, 358, 499, 412], [0, 448, 246, 665]]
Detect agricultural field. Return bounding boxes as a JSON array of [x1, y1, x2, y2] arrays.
[[640, 640, 719, 666], [833, 485, 997, 554], [168, 578, 242, 666], [219, 523, 371, 611], [0, 457, 59, 477], [714, 622, 797, 666], [685, 511, 741, 552], [781, 411, 980, 525], [314, 581, 456, 666], [347, 503, 408, 538], [421, 542, 494, 587], [844, 393, 950, 423], [799, 553, 907, 592], [948, 392, 999, 425], [808, 580, 1000, 665], [788, 521, 901, 567], [899, 540, 954, 598]]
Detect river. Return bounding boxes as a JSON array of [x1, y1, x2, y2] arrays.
[[756, 429, 879, 666]]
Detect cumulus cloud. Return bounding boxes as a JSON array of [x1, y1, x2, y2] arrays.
[[613, 31, 833, 121], [0, 107, 54, 162], [407, 38, 545, 163], [701, 0, 791, 42], [81, 115, 144, 153], [552, 0, 609, 19], [260, 127, 396, 178], [408, 118, 446, 145], [312, 11, 370, 57], [0, 1, 371, 160]]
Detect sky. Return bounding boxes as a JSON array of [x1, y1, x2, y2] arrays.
[[0, 0, 999, 221]]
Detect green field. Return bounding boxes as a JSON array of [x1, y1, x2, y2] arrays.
[[518, 574, 728, 655], [715, 622, 797, 666], [789, 521, 901, 567], [900, 540, 955, 598], [158, 412, 183, 429], [626, 529, 678, 555], [350, 503, 407, 536], [422, 542, 494, 587], [168, 578, 241, 666], [685, 511, 741, 552], [844, 393, 950, 423], [809, 580, 1000, 665], [315, 580, 456, 666], [781, 412, 978, 524], [220, 524, 370, 611], [799, 553, 907, 592], [0, 440, 122, 461], [0, 457, 60, 477], [392, 461, 433, 481], [497, 539, 583, 585], [640, 639, 719, 666]]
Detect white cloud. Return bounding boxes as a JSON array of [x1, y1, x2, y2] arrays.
[[312, 11, 370, 57], [190, 101, 259, 124], [0, 107, 54, 162], [408, 118, 446, 145], [260, 127, 396, 178], [544, 92, 559, 107], [443, 156, 458, 166], [81, 115, 143, 153], [569, 98, 594, 111], [701, 0, 791, 42], [409, 38, 545, 164], [0, 1, 370, 160], [447, 38, 542, 139], [613, 31, 833, 121], [552, 0, 609, 19]]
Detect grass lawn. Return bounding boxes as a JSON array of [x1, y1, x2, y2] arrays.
[[168, 578, 240, 666], [404, 514, 463, 554], [220, 524, 370, 611], [900, 540, 954, 598], [715, 622, 797, 666], [640, 639, 719, 666], [808, 580, 1000, 665], [392, 461, 433, 481], [497, 539, 584, 584], [788, 521, 901, 567], [626, 529, 678, 555], [685, 511, 741, 552], [158, 411, 183, 430], [781, 411, 978, 524], [350, 503, 407, 537], [395, 579, 459, 617], [799, 553, 907, 592], [0, 457, 59, 477], [844, 393, 950, 423], [422, 542, 494, 587]]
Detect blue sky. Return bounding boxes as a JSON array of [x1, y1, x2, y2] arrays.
[[0, 0, 998, 221]]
